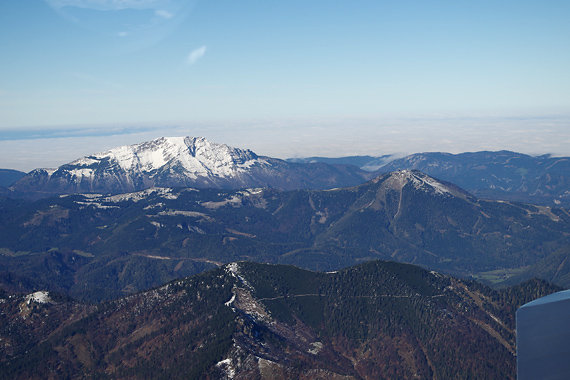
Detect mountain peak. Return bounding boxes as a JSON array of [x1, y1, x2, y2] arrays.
[[70, 136, 259, 175], [375, 169, 471, 199], [392, 169, 450, 194]]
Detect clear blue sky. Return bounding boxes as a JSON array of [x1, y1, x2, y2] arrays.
[[1, 0, 570, 170]]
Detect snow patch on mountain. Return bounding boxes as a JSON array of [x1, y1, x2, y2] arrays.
[[386, 170, 454, 196], [43, 168, 57, 176], [412, 173, 452, 195], [224, 293, 236, 307], [25, 291, 51, 305], [202, 194, 243, 209], [156, 210, 213, 222], [68, 168, 95, 177], [216, 358, 236, 379], [201, 189, 263, 209], [105, 187, 180, 203], [225, 262, 253, 290], [80, 193, 104, 198], [75, 201, 120, 209], [73, 188, 179, 207]]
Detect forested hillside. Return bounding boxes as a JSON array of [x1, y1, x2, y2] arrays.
[[0, 261, 560, 379]]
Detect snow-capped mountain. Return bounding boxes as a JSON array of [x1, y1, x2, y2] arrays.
[[69, 136, 262, 179], [10, 136, 373, 197]]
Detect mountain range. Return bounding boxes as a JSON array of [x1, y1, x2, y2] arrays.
[[0, 260, 560, 379], [1, 136, 569, 379], [381, 151, 570, 207], [5, 138, 570, 208], [8, 137, 373, 198], [289, 151, 570, 207], [1, 169, 568, 301]]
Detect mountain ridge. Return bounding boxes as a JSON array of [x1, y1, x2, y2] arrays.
[[1, 169, 568, 301], [0, 169, 26, 187], [379, 150, 570, 207], [0, 260, 560, 379], [6, 139, 570, 207], [9, 136, 374, 197], [287, 150, 570, 207]]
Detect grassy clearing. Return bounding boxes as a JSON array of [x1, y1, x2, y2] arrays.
[[73, 249, 95, 258], [474, 267, 530, 285], [0, 248, 31, 256]]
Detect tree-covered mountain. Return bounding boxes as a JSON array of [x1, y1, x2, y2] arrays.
[[498, 246, 570, 288], [0, 260, 560, 379], [1, 170, 568, 301], [9, 137, 373, 198], [0, 169, 26, 187], [378, 150, 570, 207], [288, 150, 570, 207]]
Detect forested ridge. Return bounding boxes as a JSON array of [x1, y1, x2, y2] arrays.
[[0, 261, 560, 379]]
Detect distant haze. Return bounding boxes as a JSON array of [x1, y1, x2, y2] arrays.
[[1, 114, 569, 172]]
